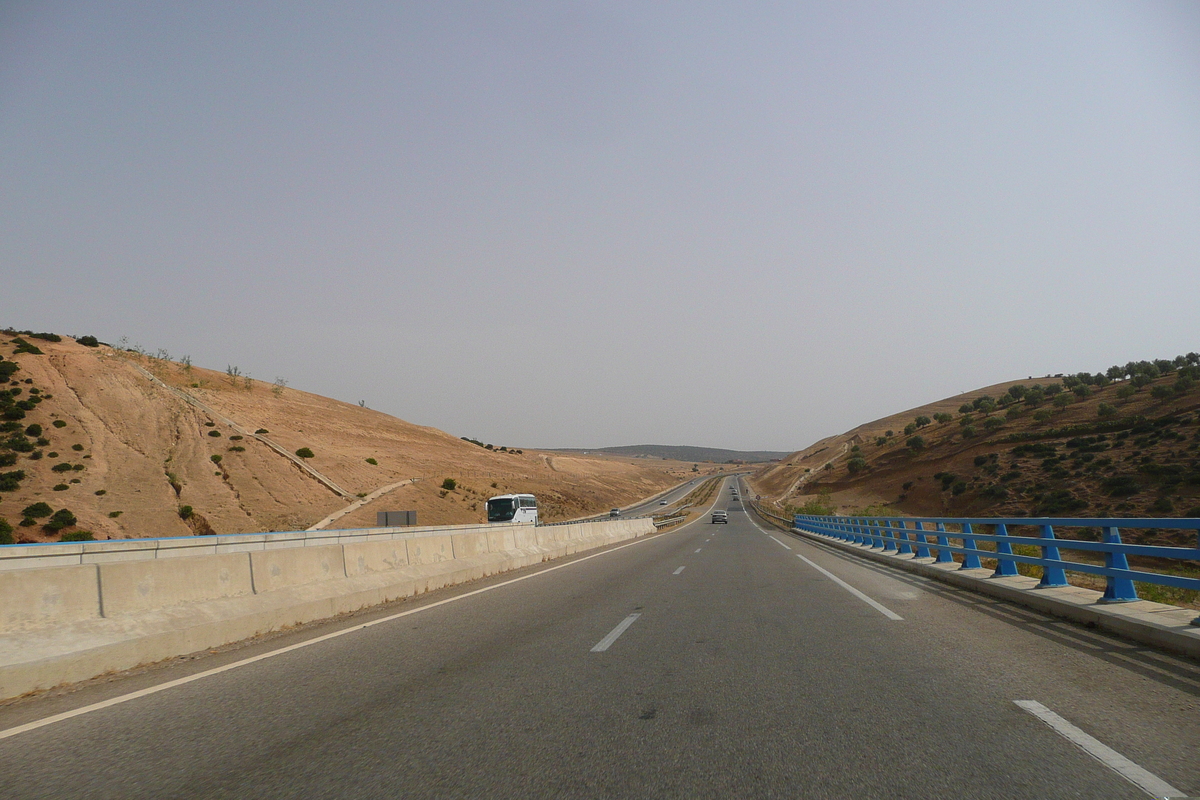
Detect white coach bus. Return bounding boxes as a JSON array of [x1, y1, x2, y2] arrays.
[[486, 493, 538, 524]]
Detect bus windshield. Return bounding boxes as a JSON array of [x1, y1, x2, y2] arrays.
[[487, 498, 516, 522]]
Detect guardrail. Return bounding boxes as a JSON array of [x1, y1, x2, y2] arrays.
[[794, 514, 1200, 623], [652, 514, 686, 528]]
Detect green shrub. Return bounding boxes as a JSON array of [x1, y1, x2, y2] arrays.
[[0, 453, 15, 467], [255, 428, 269, 434], [52, 483, 68, 491], [1150, 497, 1174, 514], [961, 425, 976, 438], [108, 511, 122, 518], [906, 436, 925, 451], [0, 470, 26, 491], [207, 430, 221, 437], [45, 508, 76, 531], [28, 450, 42, 460], [71, 463, 84, 471], [210, 454, 222, 464], [60, 530, 95, 542], [227, 445, 245, 452], [295, 447, 314, 459], [94, 489, 106, 496], [365, 458, 377, 465], [958, 403, 973, 414], [51, 462, 73, 472], [77, 335, 99, 347], [973, 455, 989, 467], [847, 457, 867, 474], [983, 417, 1004, 431], [441, 478, 457, 491], [1151, 385, 1173, 400], [1101, 475, 1140, 497], [21, 502, 52, 518], [904, 423, 917, 436], [229, 434, 242, 441], [0, 517, 12, 545], [951, 482, 967, 496], [52, 419, 66, 428], [914, 415, 931, 428], [1097, 403, 1117, 418], [179, 505, 193, 520], [24, 424, 41, 437], [71, 443, 83, 451]]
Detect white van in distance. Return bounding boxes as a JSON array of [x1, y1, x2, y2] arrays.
[[487, 493, 538, 524]]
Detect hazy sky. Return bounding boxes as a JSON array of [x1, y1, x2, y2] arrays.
[[3, 2, 1198, 452]]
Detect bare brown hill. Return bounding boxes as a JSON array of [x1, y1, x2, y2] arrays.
[[0, 331, 692, 542], [751, 368, 1200, 541]]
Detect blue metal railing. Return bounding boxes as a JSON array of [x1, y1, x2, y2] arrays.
[[794, 514, 1200, 624]]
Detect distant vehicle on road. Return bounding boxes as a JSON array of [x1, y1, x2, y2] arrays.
[[487, 494, 538, 524], [609, 508, 620, 517], [659, 500, 668, 505], [711, 510, 728, 524]]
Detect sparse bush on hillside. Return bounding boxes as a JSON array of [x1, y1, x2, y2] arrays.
[[973, 455, 989, 467], [1115, 385, 1136, 401], [847, 457, 867, 475], [1073, 385, 1092, 400], [1005, 406, 1023, 420], [914, 415, 931, 428], [51, 462, 73, 473], [904, 423, 916, 436], [52, 419, 66, 428], [961, 425, 976, 438], [982, 417, 1004, 431], [958, 403, 973, 414], [207, 430, 221, 437], [365, 458, 377, 465], [906, 436, 925, 451], [108, 511, 122, 518], [295, 448, 314, 459], [1033, 410, 1053, 423], [77, 335, 99, 347], [44, 508, 76, 531], [1052, 394, 1073, 409], [0, 517, 12, 545], [71, 443, 84, 451], [0, 470, 26, 491], [1097, 403, 1117, 418], [227, 445, 245, 452], [1151, 385, 1173, 400], [61, 530, 95, 542], [255, 428, 268, 434], [210, 454, 222, 464], [933, 413, 952, 424], [951, 482, 967, 496], [24, 424, 41, 437], [0, 454, 14, 467], [441, 478, 457, 491]]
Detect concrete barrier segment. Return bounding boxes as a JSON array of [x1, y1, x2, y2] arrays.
[[249, 545, 346, 594], [98, 554, 254, 617], [0, 565, 101, 631]]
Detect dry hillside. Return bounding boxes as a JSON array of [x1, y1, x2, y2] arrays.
[[0, 330, 692, 542], [751, 360, 1200, 544]]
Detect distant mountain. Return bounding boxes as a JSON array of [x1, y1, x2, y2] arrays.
[[551, 444, 790, 464]]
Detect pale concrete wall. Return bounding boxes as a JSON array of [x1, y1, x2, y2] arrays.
[[0, 565, 101, 630], [249, 545, 346, 594], [99, 554, 254, 616]]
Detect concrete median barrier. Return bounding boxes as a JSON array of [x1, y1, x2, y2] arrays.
[[0, 517, 658, 699]]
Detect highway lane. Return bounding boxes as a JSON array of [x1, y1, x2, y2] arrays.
[[1, 477, 1198, 798]]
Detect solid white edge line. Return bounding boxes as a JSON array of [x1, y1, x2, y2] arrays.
[[794, 553, 903, 620], [590, 613, 641, 652], [1014, 700, 1184, 798], [746, 516, 901, 621], [673, 566, 685, 575], [769, 535, 792, 550], [0, 517, 695, 743]]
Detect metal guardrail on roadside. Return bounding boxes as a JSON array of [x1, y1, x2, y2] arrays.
[[794, 513, 1200, 623], [652, 514, 686, 528]]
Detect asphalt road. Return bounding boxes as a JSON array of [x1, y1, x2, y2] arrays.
[[1, 477, 1198, 798]]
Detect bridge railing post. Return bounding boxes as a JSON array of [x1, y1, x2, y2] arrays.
[[933, 522, 955, 564], [912, 521, 929, 558], [1100, 525, 1138, 603], [1037, 523, 1068, 588], [883, 520, 899, 552], [991, 523, 1019, 578], [959, 523, 983, 570]]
